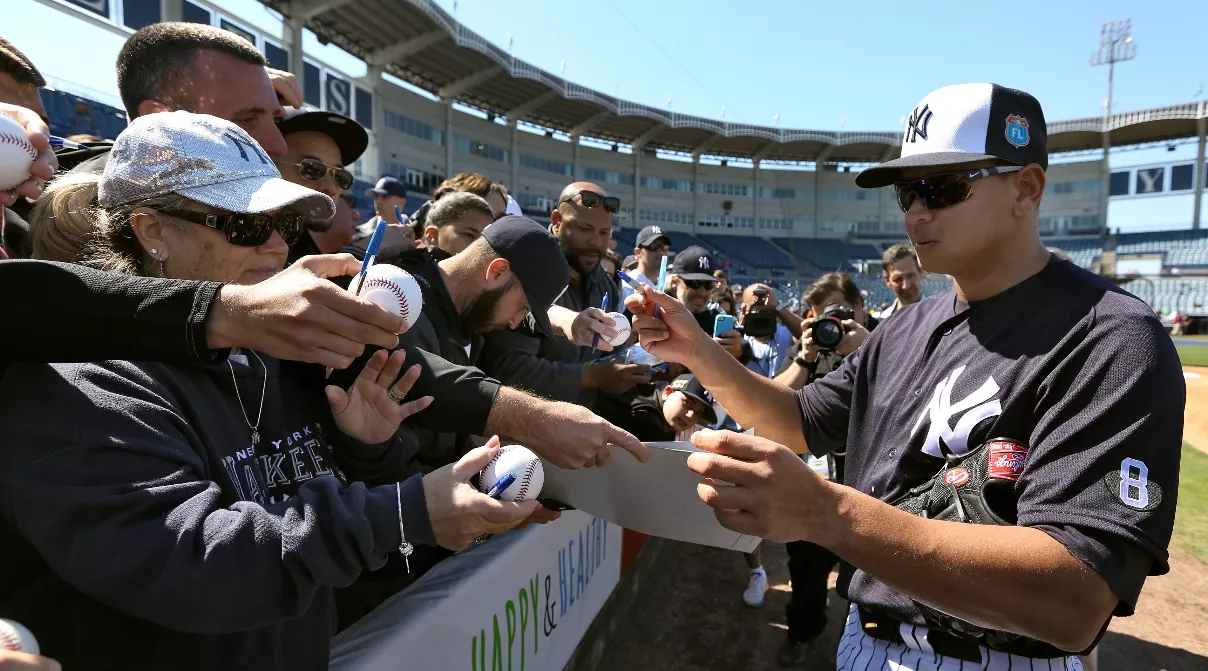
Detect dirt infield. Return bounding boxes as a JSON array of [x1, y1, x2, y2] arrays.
[[1182, 366, 1208, 455]]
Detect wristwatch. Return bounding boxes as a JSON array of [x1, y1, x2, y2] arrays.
[[794, 356, 818, 372]]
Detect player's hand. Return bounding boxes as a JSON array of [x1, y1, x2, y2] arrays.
[[582, 359, 651, 394], [326, 349, 432, 444], [686, 430, 831, 543], [556, 306, 620, 351], [798, 318, 822, 362], [714, 329, 743, 359], [834, 320, 870, 357], [524, 401, 650, 468], [0, 650, 61, 671], [423, 437, 540, 550], [207, 254, 405, 369], [624, 285, 713, 366], [0, 103, 56, 207], [266, 67, 303, 108]]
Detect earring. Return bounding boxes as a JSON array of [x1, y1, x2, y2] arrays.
[[150, 248, 159, 256], [158, 261, 166, 278]]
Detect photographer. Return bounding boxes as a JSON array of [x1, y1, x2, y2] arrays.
[[774, 273, 875, 391], [738, 283, 803, 378]]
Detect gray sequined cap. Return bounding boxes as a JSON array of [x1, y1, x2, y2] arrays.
[[98, 111, 334, 219]]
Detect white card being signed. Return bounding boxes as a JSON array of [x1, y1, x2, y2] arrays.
[[538, 441, 761, 552]]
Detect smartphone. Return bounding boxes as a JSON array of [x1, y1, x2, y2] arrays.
[[713, 313, 737, 338]]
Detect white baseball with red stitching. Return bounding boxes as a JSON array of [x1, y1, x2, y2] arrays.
[[604, 311, 632, 347], [0, 618, 39, 654], [356, 264, 423, 332], [0, 115, 38, 191], [479, 444, 544, 503]]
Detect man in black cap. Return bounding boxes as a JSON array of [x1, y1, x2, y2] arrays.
[[667, 246, 743, 359], [622, 225, 672, 301], [275, 107, 368, 264], [660, 374, 718, 441], [628, 83, 1183, 670], [353, 176, 415, 256]]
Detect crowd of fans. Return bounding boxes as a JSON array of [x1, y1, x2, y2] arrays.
[[0, 19, 1150, 671]]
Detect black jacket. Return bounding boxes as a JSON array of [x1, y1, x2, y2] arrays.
[[1, 208, 32, 259], [0, 354, 433, 670], [478, 265, 620, 404]]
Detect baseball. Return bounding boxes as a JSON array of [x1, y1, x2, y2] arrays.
[[350, 264, 423, 332], [604, 311, 631, 347], [0, 115, 37, 191], [0, 619, 39, 655], [479, 444, 544, 503]]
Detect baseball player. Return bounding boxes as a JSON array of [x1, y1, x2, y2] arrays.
[[627, 84, 1184, 670]]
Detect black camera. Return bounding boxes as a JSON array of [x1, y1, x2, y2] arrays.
[[741, 310, 778, 338], [811, 304, 855, 352]]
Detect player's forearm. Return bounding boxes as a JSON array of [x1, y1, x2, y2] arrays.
[[484, 386, 546, 443], [819, 484, 1116, 652], [684, 336, 806, 452]]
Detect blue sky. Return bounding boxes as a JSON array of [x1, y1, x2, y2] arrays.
[[6, 0, 1207, 230]]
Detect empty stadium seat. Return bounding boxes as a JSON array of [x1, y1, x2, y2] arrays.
[[1042, 236, 1102, 269], [698, 234, 794, 270], [1118, 230, 1208, 268], [772, 238, 880, 272], [1118, 277, 1208, 314]]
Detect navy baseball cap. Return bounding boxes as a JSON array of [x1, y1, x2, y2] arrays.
[[856, 83, 1048, 188], [277, 107, 368, 166], [666, 374, 717, 424], [672, 246, 718, 282], [636, 225, 671, 248], [366, 176, 408, 198], [481, 216, 570, 338]]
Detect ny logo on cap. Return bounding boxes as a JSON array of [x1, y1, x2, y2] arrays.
[[905, 104, 933, 144], [223, 131, 270, 165], [651, 226, 662, 235], [698, 256, 710, 270]]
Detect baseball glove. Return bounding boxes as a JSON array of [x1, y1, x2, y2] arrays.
[[889, 437, 1086, 658]]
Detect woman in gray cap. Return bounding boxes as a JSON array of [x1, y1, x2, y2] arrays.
[[5, 111, 536, 671]]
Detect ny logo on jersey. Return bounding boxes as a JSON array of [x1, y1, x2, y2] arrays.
[[911, 365, 1002, 458], [698, 256, 710, 270], [905, 104, 933, 144]]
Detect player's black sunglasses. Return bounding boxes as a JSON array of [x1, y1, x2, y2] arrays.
[[157, 208, 306, 247], [560, 190, 621, 213], [275, 157, 355, 191], [894, 165, 1023, 213], [682, 279, 717, 290]]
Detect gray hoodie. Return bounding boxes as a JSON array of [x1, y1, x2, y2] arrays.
[[0, 354, 434, 670]]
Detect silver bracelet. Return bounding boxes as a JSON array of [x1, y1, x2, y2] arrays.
[[396, 482, 414, 573]]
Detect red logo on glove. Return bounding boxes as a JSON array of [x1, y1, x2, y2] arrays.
[[988, 439, 1028, 481], [943, 468, 970, 487]]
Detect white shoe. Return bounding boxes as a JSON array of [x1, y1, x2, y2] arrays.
[[743, 570, 769, 607]]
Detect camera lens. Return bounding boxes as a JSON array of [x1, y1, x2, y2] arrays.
[[812, 318, 844, 350]]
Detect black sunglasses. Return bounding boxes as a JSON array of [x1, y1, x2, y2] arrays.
[[683, 279, 717, 290], [894, 165, 1024, 213], [642, 241, 671, 253], [158, 208, 306, 247], [560, 190, 621, 214], [276, 158, 355, 191]]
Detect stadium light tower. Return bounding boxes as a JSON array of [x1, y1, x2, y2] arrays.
[[1090, 19, 1138, 237]]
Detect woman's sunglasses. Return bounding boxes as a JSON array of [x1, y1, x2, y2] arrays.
[[157, 208, 306, 247], [276, 158, 355, 191], [560, 190, 621, 214], [894, 165, 1023, 213]]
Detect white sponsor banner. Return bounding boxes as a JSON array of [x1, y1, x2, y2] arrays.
[[331, 511, 621, 671]]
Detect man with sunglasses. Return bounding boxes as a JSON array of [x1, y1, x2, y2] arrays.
[[667, 247, 743, 360], [627, 84, 1183, 670], [274, 107, 367, 265], [622, 225, 672, 301]]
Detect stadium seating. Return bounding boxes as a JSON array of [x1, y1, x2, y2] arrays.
[[1042, 237, 1102, 269], [1118, 277, 1208, 313], [698, 235, 794, 270], [1117, 230, 1208, 268], [39, 88, 126, 140], [773, 238, 881, 272]]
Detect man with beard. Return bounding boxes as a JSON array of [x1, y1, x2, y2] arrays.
[[478, 183, 653, 429]]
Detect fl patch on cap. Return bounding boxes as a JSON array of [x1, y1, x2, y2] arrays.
[[856, 83, 1048, 188]]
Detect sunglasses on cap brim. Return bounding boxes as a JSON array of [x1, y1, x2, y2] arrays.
[[560, 190, 621, 213], [156, 208, 307, 247], [894, 165, 1023, 213]]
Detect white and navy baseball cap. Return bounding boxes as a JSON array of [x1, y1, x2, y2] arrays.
[[856, 83, 1048, 188], [99, 111, 334, 219]]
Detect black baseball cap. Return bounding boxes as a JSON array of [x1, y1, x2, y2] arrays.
[[666, 374, 717, 425], [277, 107, 368, 167], [366, 176, 408, 199], [856, 83, 1048, 189], [481, 216, 570, 338], [636, 225, 671, 249], [672, 246, 718, 282]]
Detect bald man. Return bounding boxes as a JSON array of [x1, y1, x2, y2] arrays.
[[479, 182, 665, 437]]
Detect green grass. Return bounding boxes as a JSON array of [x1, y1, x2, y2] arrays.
[[1175, 346, 1208, 367], [1174, 443, 1208, 563]]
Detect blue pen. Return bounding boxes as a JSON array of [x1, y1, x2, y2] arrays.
[[592, 292, 609, 349], [355, 220, 387, 295], [49, 135, 84, 150], [656, 255, 669, 292], [486, 473, 516, 500]]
